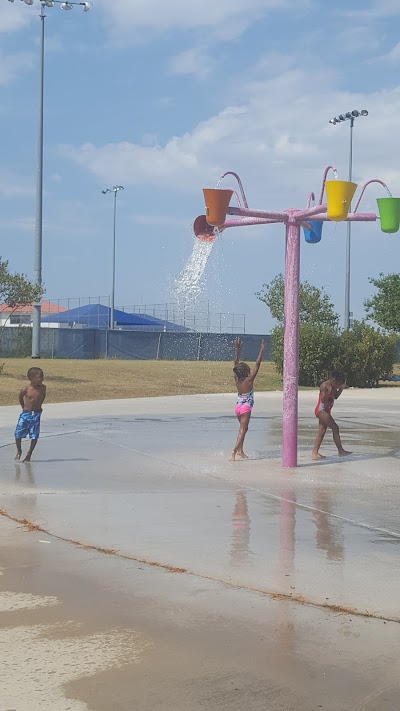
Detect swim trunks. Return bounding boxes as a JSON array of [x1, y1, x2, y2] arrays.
[[235, 390, 254, 417], [15, 411, 41, 440]]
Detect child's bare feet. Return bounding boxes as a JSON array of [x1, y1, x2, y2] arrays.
[[312, 452, 326, 460], [15, 452, 21, 461], [237, 451, 249, 459], [338, 450, 352, 457], [229, 451, 236, 462], [23, 454, 32, 463]]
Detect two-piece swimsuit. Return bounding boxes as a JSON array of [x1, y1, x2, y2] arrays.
[[235, 390, 254, 417]]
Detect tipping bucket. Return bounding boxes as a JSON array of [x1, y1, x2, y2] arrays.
[[326, 180, 357, 221], [193, 214, 218, 242], [203, 188, 233, 227], [377, 197, 400, 234], [303, 221, 323, 244]]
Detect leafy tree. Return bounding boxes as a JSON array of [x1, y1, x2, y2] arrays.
[[256, 273, 339, 328], [272, 323, 340, 386], [337, 320, 397, 388], [364, 273, 400, 333], [0, 257, 44, 332]]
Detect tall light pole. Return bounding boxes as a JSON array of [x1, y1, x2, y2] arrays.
[[7, 0, 93, 358], [329, 109, 368, 330], [102, 186, 124, 330]]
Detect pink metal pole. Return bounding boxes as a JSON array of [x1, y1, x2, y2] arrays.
[[228, 206, 287, 221], [282, 215, 300, 468]]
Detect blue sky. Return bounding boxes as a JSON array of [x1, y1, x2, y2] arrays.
[[1, 0, 400, 333]]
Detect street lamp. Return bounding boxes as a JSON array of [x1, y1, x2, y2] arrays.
[[329, 109, 369, 330], [6, 0, 93, 358], [102, 186, 124, 330]]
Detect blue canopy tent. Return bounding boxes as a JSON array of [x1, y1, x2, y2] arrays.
[[41, 304, 189, 331]]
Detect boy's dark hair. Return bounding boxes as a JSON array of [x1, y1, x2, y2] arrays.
[[233, 362, 251, 381], [27, 367, 44, 380], [331, 370, 345, 383]]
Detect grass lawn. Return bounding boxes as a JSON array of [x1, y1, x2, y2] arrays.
[[0, 359, 283, 406], [1, 359, 398, 407]]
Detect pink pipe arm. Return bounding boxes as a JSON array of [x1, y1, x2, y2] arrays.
[[228, 206, 288, 222], [301, 204, 328, 220], [306, 192, 315, 209], [220, 171, 249, 207], [224, 217, 280, 228], [353, 179, 392, 213], [310, 212, 377, 222], [318, 165, 337, 205]]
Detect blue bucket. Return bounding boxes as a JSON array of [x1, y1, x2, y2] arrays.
[[303, 221, 323, 244]]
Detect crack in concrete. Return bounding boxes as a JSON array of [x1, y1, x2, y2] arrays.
[[0, 507, 398, 626]]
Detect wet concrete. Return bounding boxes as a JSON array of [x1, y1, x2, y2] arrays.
[[0, 390, 399, 708]]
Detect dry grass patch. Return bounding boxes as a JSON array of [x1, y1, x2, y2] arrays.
[[0, 358, 282, 406]]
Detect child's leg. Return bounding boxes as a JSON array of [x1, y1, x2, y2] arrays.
[[15, 438, 22, 461], [23, 439, 38, 463], [230, 413, 251, 461], [328, 416, 352, 456], [312, 419, 327, 459]]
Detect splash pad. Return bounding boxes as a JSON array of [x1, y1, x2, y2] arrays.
[[193, 167, 399, 468]]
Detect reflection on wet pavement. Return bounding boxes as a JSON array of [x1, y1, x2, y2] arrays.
[[0, 391, 399, 708]]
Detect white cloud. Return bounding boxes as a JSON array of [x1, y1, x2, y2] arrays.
[[168, 46, 218, 79], [133, 214, 191, 227], [60, 61, 400, 217], [0, 50, 34, 86], [96, 0, 302, 40], [0, 3, 33, 33], [336, 25, 382, 54], [0, 177, 34, 198], [341, 0, 400, 19], [375, 41, 400, 62]]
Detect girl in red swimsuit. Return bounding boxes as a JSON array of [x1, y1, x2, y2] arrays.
[[312, 371, 352, 460]]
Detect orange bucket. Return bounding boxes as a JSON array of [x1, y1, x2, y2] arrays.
[[193, 215, 217, 242], [203, 188, 233, 227], [326, 180, 357, 221]]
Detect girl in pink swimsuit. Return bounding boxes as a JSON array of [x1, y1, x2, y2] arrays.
[[230, 337, 265, 462]]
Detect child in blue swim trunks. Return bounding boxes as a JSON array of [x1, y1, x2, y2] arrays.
[[15, 367, 46, 462]]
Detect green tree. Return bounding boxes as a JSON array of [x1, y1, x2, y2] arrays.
[[272, 323, 340, 386], [337, 320, 397, 388], [0, 257, 44, 331], [364, 273, 400, 333], [256, 273, 339, 328]]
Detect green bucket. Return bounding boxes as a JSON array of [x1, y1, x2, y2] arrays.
[[377, 197, 400, 234]]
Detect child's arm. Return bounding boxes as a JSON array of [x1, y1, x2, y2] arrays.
[[40, 385, 47, 411], [334, 384, 345, 399], [250, 339, 265, 381], [233, 337, 241, 366], [18, 388, 26, 409]]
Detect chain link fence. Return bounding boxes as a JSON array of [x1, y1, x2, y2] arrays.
[[0, 328, 271, 361]]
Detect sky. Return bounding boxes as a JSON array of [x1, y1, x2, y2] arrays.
[[1, 0, 400, 334]]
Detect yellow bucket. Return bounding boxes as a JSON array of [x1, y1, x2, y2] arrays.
[[203, 189, 233, 227], [326, 180, 357, 222]]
